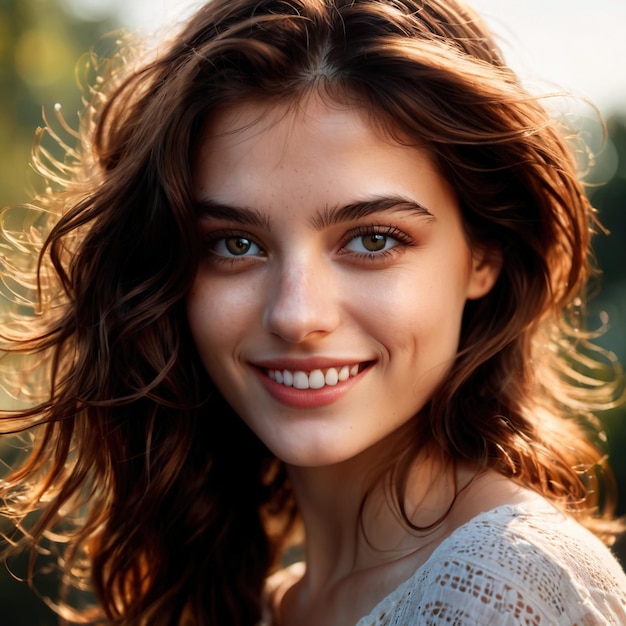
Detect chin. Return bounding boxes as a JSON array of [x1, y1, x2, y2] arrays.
[[269, 441, 364, 469]]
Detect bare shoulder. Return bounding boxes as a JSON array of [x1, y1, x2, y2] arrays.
[[450, 468, 544, 526]]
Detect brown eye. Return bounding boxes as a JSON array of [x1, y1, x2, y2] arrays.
[[361, 234, 387, 252], [225, 236, 253, 255], [345, 232, 394, 253], [209, 235, 264, 258]]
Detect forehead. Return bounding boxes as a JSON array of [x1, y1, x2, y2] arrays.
[[200, 95, 374, 155], [190, 91, 462, 230], [197, 88, 423, 157], [193, 93, 439, 193]]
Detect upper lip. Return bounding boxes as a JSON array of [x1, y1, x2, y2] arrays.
[[252, 357, 371, 371]]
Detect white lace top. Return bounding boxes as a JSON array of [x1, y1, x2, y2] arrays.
[[265, 501, 626, 625], [355, 502, 626, 625]]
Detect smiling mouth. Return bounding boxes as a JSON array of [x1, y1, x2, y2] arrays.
[[266, 363, 367, 390]]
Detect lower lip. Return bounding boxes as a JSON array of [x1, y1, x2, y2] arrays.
[[253, 366, 369, 409]]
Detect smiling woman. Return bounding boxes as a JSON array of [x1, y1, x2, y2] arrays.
[[1, 0, 625, 625], [187, 95, 499, 467]]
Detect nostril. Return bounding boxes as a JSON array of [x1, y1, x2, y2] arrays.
[[263, 293, 340, 343]]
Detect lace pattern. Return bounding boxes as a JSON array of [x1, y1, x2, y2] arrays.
[[259, 501, 626, 625], [355, 502, 626, 625]]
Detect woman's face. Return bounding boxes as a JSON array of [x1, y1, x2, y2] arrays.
[[187, 94, 499, 467]]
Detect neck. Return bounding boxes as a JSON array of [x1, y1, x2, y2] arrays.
[[285, 436, 459, 594]]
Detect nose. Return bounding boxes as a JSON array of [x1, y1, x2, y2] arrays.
[[262, 259, 341, 344]]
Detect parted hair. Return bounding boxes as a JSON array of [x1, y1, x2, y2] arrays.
[[0, 0, 623, 624]]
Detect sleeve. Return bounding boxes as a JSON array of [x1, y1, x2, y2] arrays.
[[383, 512, 626, 625], [402, 551, 586, 625]]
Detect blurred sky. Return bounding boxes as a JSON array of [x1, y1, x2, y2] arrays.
[[62, 0, 626, 114]]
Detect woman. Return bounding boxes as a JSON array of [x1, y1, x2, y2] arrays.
[[1, 0, 625, 624]]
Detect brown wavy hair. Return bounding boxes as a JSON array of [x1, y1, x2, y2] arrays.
[[1, 0, 623, 623]]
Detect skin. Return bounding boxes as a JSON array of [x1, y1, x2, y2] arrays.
[[187, 94, 499, 467], [186, 93, 532, 624]]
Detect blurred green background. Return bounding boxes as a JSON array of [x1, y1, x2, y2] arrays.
[[0, 0, 625, 623]]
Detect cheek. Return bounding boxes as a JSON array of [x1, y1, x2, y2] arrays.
[[356, 265, 468, 346], [186, 279, 243, 364]]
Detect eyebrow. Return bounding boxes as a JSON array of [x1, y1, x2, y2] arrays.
[[193, 200, 271, 230], [311, 196, 435, 229], [193, 195, 435, 230]]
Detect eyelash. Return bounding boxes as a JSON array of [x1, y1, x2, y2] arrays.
[[339, 225, 414, 261], [201, 225, 414, 264], [202, 229, 263, 262]]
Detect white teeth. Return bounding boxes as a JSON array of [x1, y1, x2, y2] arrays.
[[309, 369, 325, 389], [293, 371, 309, 390], [267, 364, 362, 389], [283, 370, 293, 387], [325, 368, 338, 386]]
